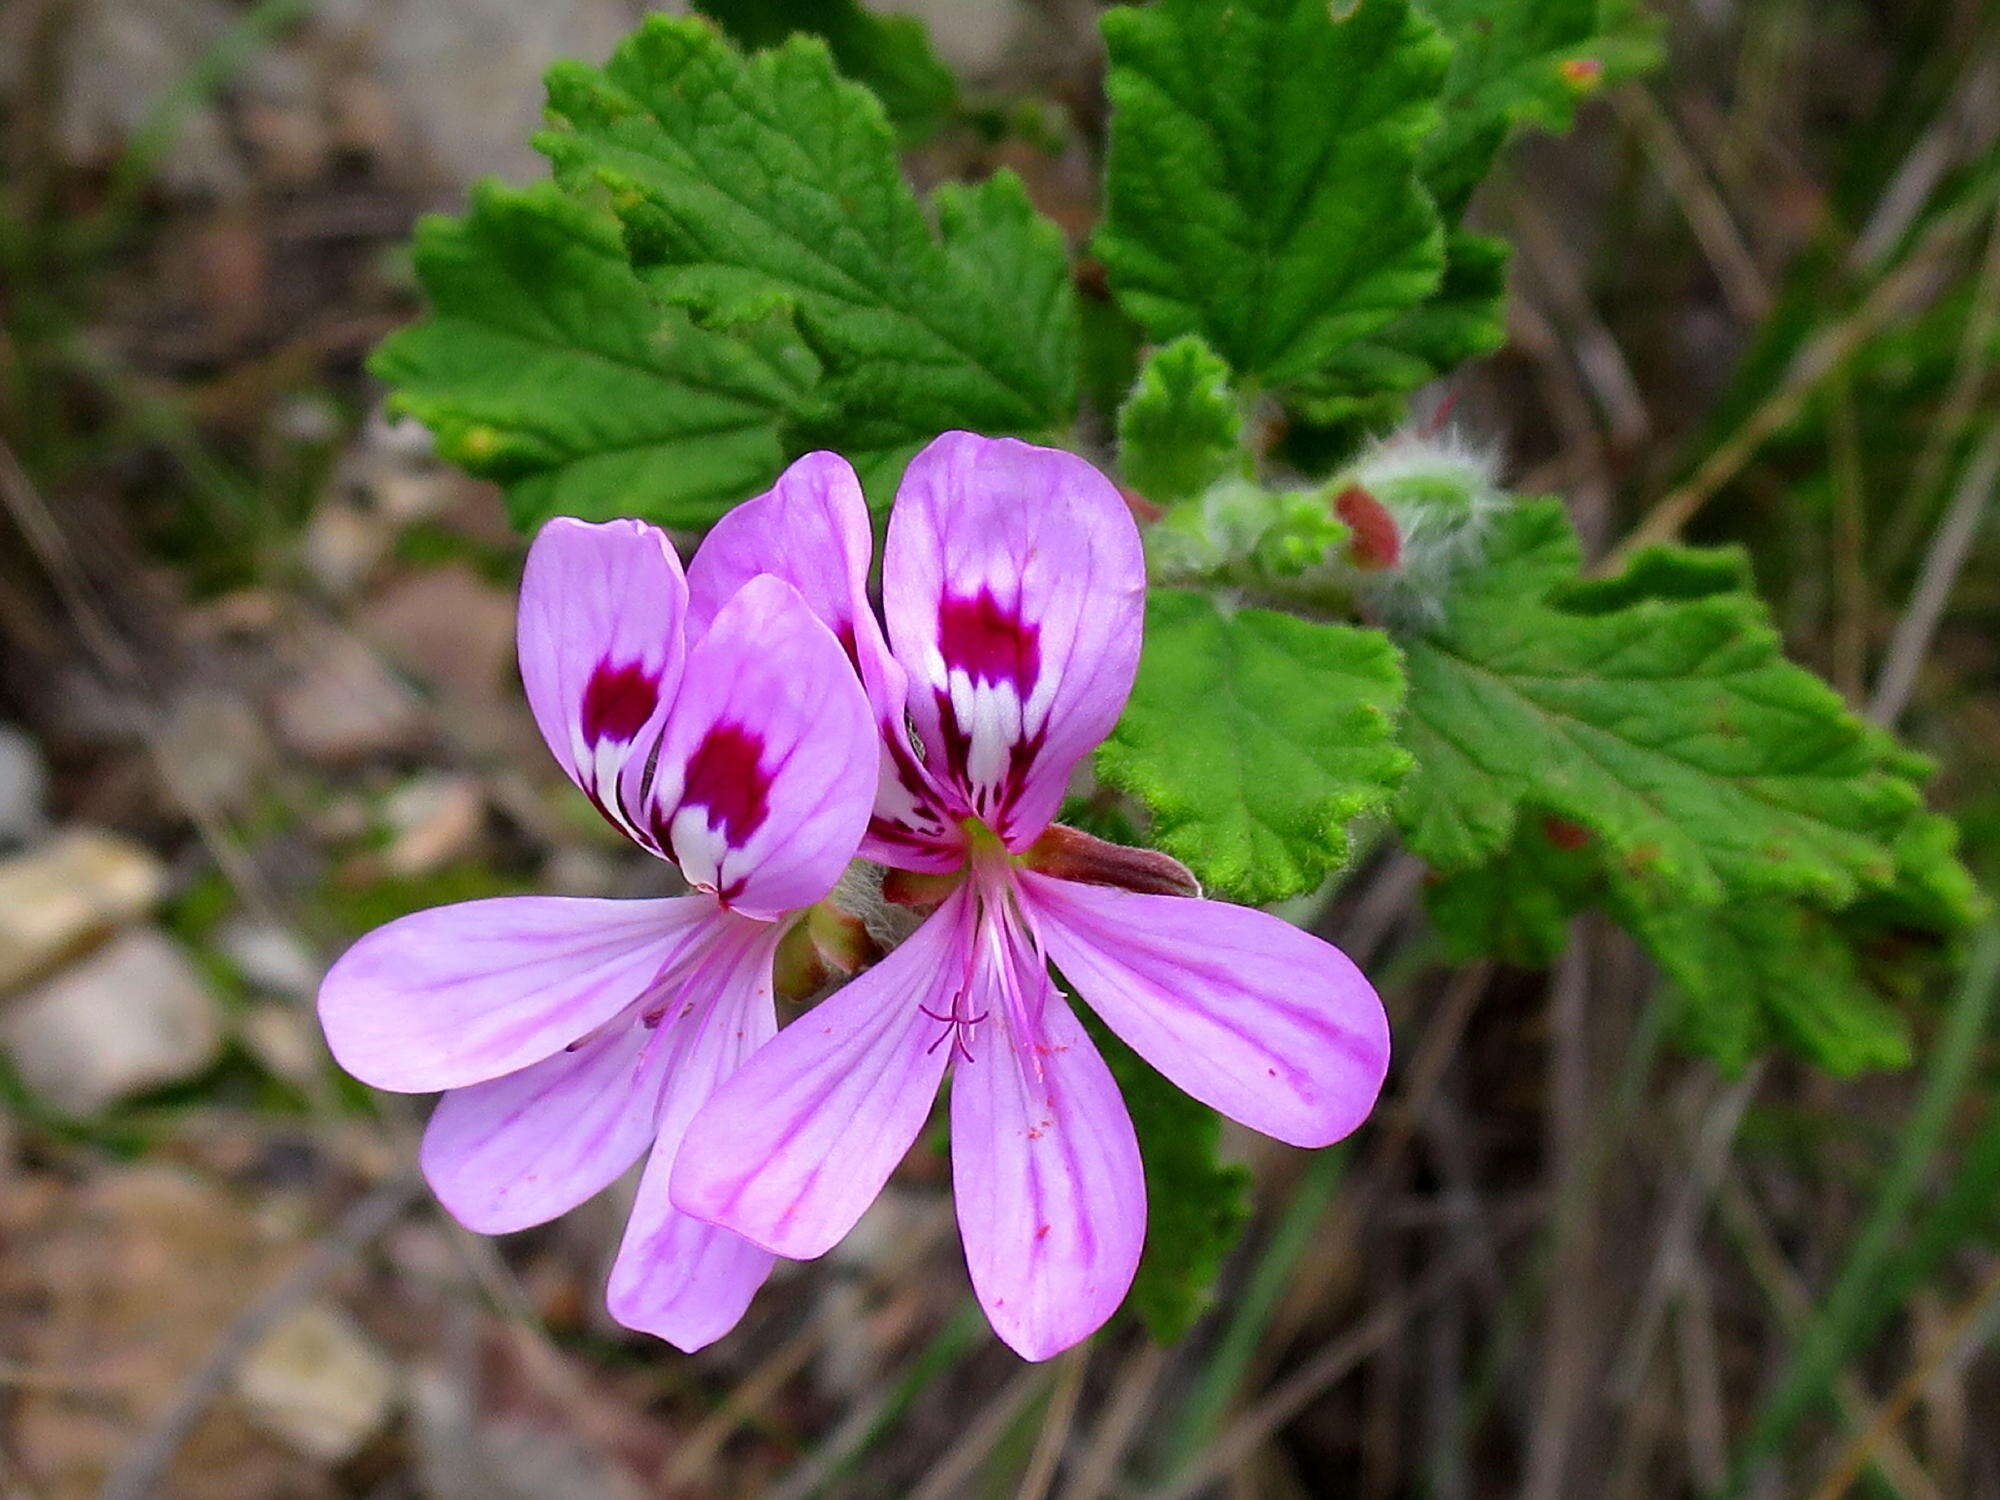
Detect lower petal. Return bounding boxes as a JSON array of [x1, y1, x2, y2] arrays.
[[420, 1024, 666, 1234], [608, 918, 785, 1349], [607, 1137, 777, 1352], [1021, 873, 1390, 1148], [670, 890, 974, 1259], [951, 983, 1144, 1362], [318, 896, 711, 1093]]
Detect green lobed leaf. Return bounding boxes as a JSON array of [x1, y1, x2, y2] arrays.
[[1403, 516, 1981, 1073], [1096, 0, 1450, 389], [1291, 227, 1509, 432], [1116, 335, 1247, 504], [1099, 590, 1410, 906], [1395, 499, 1919, 906], [1426, 811, 1599, 966], [691, 0, 958, 144], [1623, 891, 1911, 1076], [539, 18, 1077, 466], [370, 181, 822, 530]]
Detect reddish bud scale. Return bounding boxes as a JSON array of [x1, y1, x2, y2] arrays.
[[1118, 483, 1165, 524], [1334, 485, 1402, 571], [1020, 824, 1202, 898]]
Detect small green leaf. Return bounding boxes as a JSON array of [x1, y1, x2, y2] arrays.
[[691, 0, 959, 144], [1117, 336, 1246, 504], [1090, 1018, 1251, 1342], [1096, 0, 1449, 388], [1395, 499, 1918, 906], [1099, 591, 1409, 906], [541, 19, 1077, 463], [370, 181, 821, 530]]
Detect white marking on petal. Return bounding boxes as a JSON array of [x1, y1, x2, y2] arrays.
[[670, 806, 730, 895]]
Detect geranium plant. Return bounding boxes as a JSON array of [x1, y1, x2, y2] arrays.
[[328, 0, 1983, 1352]]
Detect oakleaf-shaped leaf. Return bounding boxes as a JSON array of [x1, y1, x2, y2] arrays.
[[1099, 591, 1409, 906], [1292, 227, 1509, 432], [1395, 500, 1918, 906], [1096, 0, 1450, 389], [370, 181, 822, 530], [540, 18, 1076, 461]]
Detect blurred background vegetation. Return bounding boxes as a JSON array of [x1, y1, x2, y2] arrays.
[[2, 0, 1999, 1496]]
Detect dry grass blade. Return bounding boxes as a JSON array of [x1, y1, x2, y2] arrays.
[[1867, 423, 2000, 725], [1807, 1255, 2000, 1500], [1016, 1345, 1088, 1500]]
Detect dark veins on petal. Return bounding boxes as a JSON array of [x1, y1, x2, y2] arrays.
[[679, 722, 772, 848], [938, 589, 1040, 695], [580, 658, 662, 745]]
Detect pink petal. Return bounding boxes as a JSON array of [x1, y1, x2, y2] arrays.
[[883, 433, 1145, 849], [420, 1024, 667, 1235], [1021, 873, 1391, 1148], [670, 889, 975, 1259], [950, 926, 1144, 1361], [647, 575, 879, 921], [518, 518, 689, 854], [685, 450, 960, 872], [608, 916, 782, 1351], [318, 895, 711, 1093]]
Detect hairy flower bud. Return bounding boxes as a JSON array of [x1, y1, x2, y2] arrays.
[[1330, 429, 1509, 626]]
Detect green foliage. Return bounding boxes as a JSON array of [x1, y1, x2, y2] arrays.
[[1398, 501, 1980, 1072], [1630, 894, 1911, 1074], [690, 0, 959, 144], [1418, 0, 1659, 213], [1395, 500, 1916, 906], [1426, 813, 1599, 966], [1116, 336, 1245, 504], [1097, 0, 1450, 389], [1093, 1022, 1252, 1341], [1293, 227, 1509, 431], [371, 182, 821, 529], [1099, 590, 1409, 906], [541, 18, 1077, 471]]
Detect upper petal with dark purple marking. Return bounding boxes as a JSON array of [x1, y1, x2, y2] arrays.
[[518, 517, 689, 854], [883, 433, 1146, 849], [645, 574, 878, 921]]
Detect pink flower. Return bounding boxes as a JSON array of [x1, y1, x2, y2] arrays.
[[316, 519, 877, 1351], [670, 434, 1392, 1361]]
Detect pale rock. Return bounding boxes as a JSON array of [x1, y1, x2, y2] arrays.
[[383, 773, 486, 875], [242, 1003, 324, 1090], [234, 1302, 399, 1463], [274, 634, 425, 764], [302, 498, 391, 597], [365, 566, 517, 704], [218, 918, 321, 997], [0, 829, 166, 993], [1, 929, 223, 1115], [0, 723, 49, 848], [157, 689, 273, 815]]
